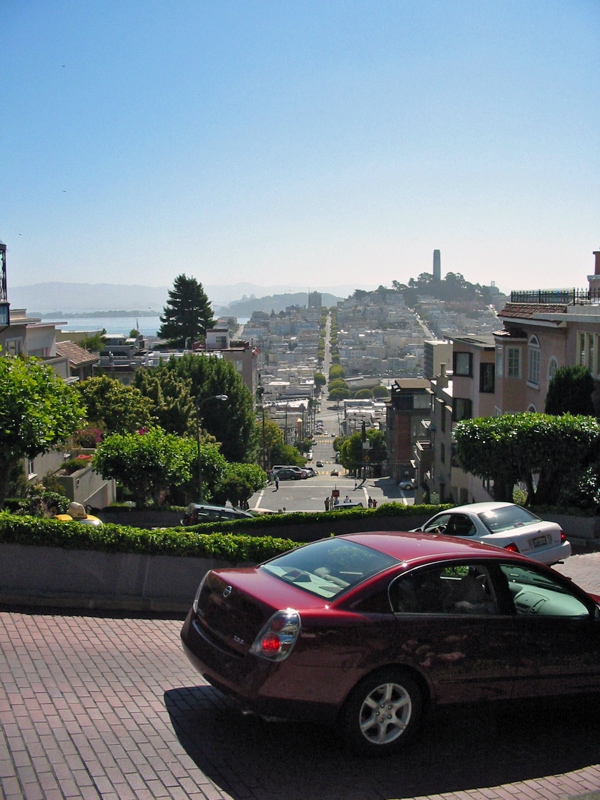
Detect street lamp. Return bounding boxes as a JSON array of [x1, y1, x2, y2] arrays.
[[196, 394, 228, 501]]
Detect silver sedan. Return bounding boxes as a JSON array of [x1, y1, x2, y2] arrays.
[[412, 502, 571, 565]]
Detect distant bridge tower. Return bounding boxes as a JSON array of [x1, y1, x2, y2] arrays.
[[433, 249, 441, 282]]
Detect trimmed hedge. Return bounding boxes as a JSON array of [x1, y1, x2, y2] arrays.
[[0, 502, 453, 563], [0, 512, 297, 562]]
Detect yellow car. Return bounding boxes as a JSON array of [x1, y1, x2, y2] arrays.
[[54, 502, 102, 526]]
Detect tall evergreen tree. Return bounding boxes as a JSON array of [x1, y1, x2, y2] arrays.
[[158, 274, 214, 347]]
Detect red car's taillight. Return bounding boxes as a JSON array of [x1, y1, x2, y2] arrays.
[[504, 542, 519, 553], [250, 609, 301, 662], [560, 530, 567, 543]]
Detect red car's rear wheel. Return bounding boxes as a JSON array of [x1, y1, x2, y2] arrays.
[[340, 669, 423, 755]]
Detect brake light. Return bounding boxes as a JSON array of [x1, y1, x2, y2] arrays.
[[560, 530, 567, 543], [250, 609, 301, 661], [504, 542, 519, 553]]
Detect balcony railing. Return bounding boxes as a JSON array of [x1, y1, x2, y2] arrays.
[[510, 288, 600, 305]]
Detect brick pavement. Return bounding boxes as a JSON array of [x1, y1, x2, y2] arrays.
[[0, 552, 599, 800]]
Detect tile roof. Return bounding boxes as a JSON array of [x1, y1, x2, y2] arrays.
[[498, 302, 568, 319], [55, 340, 98, 366]]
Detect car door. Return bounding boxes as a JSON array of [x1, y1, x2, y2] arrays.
[[387, 562, 519, 704], [421, 513, 453, 534], [495, 562, 600, 697]]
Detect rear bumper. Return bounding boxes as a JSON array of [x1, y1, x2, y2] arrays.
[[529, 540, 572, 565], [180, 611, 338, 723]]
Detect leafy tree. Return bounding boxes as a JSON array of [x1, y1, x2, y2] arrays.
[[77, 376, 154, 435], [454, 412, 600, 504], [545, 365, 595, 416], [133, 365, 196, 436], [158, 274, 214, 347], [339, 429, 387, 474], [213, 463, 268, 506], [161, 354, 255, 462], [254, 418, 304, 468], [328, 364, 345, 380], [373, 385, 390, 398], [354, 388, 373, 399], [314, 372, 327, 389], [93, 427, 226, 507], [0, 356, 84, 508], [79, 330, 106, 352], [329, 387, 351, 401]]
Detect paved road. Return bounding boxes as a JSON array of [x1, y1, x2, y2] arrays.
[[1, 554, 600, 800]]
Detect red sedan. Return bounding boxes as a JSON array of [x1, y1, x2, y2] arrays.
[[181, 532, 600, 754]]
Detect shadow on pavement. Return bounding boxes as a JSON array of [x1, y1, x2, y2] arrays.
[[165, 686, 600, 799]]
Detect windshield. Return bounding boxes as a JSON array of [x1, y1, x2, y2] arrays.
[[478, 505, 541, 533], [261, 538, 399, 599]]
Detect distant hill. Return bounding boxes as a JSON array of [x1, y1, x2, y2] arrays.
[[9, 281, 359, 314], [221, 292, 341, 316]]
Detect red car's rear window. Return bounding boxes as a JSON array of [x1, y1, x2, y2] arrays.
[[261, 538, 398, 599]]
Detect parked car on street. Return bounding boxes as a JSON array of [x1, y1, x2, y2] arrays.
[[274, 468, 302, 481], [330, 501, 364, 511], [411, 502, 571, 565], [181, 504, 253, 525], [181, 531, 600, 755]]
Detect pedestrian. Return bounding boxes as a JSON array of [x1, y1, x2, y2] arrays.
[[344, 495, 350, 503], [275, 475, 279, 490], [368, 497, 372, 508], [324, 497, 330, 511], [372, 498, 377, 508]]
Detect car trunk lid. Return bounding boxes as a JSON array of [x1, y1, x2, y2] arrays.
[[195, 568, 325, 656]]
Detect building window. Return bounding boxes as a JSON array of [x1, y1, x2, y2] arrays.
[[452, 398, 473, 421], [451, 445, 459, 467], [579, 333, 586, 367], [479, 362, 495, 393], [495, 346, 503, 377], [413, 394, 431, 409], [527, 336, 540, 386], [440, 443, 446, 464], [453, 352, 472, 377], [5, 338, 21, 356], [507, 347, 521, 378]]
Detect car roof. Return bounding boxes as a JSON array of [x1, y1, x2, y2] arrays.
[[338, 530, 525, 563], [189, 503, 248, 513], [435, 502, 515, 514]]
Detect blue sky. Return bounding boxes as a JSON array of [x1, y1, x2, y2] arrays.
[[1, 0, 599, 295]]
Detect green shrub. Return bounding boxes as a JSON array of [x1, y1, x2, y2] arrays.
[[0, 512, 297, 561]]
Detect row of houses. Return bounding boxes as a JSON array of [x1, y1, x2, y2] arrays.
[[386, 249, 600, 505]]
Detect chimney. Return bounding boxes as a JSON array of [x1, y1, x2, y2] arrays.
[[437, 363, 448, 388], [588, 249, 600, 295]]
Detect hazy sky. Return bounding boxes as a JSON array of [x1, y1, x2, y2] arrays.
[[2, 1, 599, 294]]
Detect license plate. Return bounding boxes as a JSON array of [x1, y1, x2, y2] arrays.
[[532, 535, 547, 548]]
